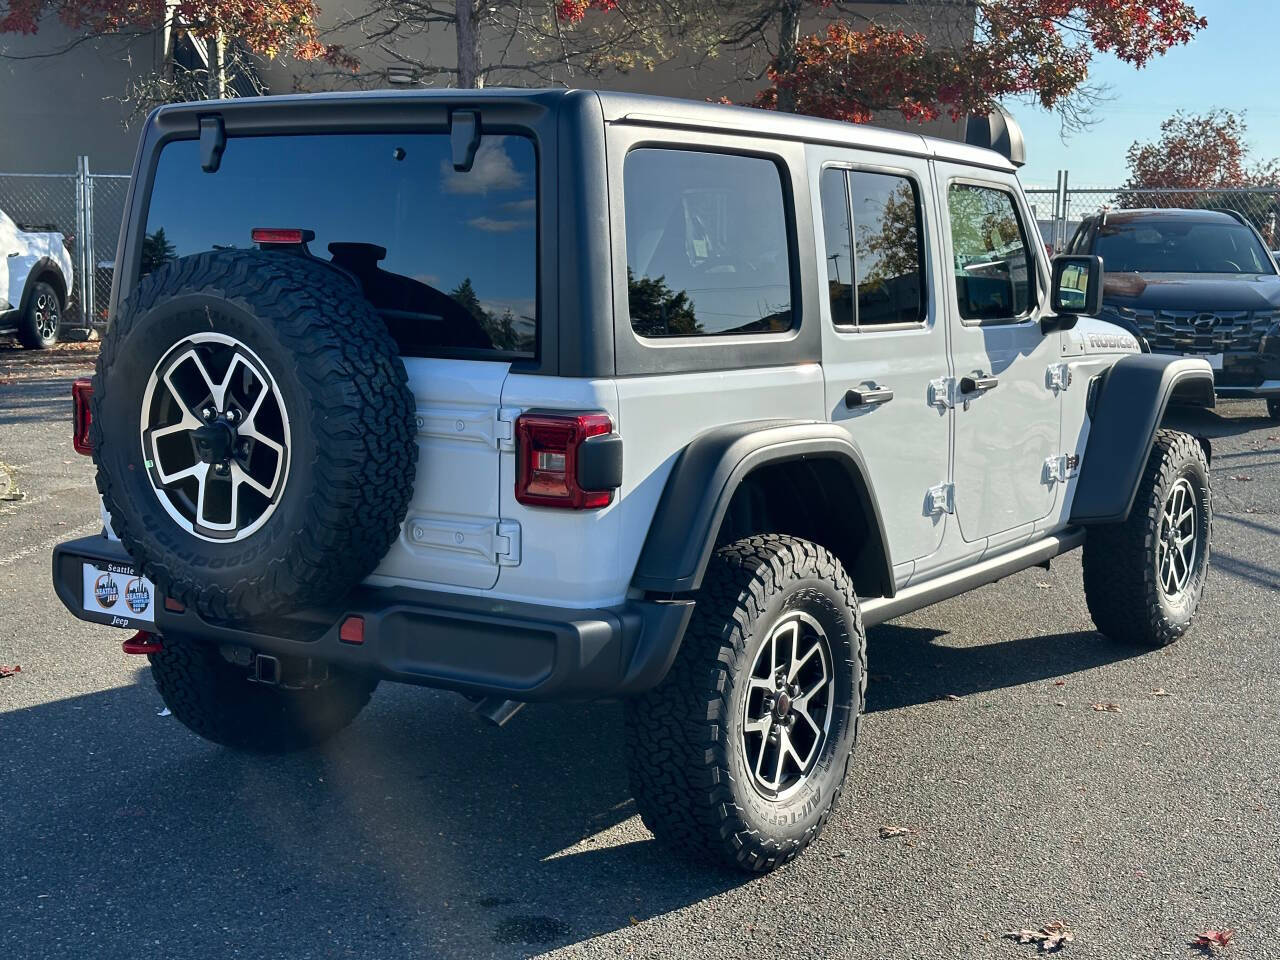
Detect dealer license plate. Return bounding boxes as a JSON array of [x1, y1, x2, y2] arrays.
[[81, 560, 157, 628], [1187, 352, 1223, 371]]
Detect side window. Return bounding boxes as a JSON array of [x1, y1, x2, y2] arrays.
[[947, 183, 1037, 322], [819, 168, 854, 327], [819, 167, 926, 328], [624, 148, 793, 338], [849, 171, 925, 326]]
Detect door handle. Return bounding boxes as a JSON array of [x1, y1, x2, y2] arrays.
[[959, 374, 999, 395], [845, 386, 894, 408]]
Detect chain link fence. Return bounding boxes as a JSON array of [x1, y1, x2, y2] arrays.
[[1026, 183, 1280, 255], [0, 160, 131, 328]]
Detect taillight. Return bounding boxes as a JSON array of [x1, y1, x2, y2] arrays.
[[515, 412, 617, 509], [72, 378, 93, 455]]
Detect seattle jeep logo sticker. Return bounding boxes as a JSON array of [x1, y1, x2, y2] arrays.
[[125, 578, 152, 615], [94, 573, 120, 608]]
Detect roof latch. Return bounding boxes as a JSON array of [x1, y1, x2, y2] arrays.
[[450, 110, 481, 172], [199, 115, 226, 173]]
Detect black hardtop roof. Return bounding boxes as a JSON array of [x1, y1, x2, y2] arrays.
[[153, 87, 1016, 173]]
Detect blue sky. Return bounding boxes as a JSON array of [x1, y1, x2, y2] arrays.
[[1011, 0, 1280, 188]]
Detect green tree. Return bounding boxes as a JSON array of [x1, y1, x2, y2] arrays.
[[627, 269, 700, 337]]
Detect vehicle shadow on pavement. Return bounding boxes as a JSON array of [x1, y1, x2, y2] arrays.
[[864, 624, 1145, 712], [0, 675, 749, 958]]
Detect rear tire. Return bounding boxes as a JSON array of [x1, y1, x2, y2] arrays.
[[1082, 429, 1211, 647], [626, 534, 865, 872], [17, 279, 61, 349], [150, 633, 377, 752], [1267, 398, 1280, 422]]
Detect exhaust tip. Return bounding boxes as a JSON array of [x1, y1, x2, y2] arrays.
[[470, 696, 526, 728]]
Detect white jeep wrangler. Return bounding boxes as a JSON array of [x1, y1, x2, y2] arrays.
[[54, 90, 1215, 872]]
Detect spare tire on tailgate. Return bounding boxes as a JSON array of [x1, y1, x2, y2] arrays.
[[91, 250, 418, 622]]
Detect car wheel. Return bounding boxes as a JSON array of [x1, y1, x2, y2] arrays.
[[625, 534, 865, 872], [150, 632, 377, 752], [1082, 429, 1211, 647], [1268, 398, 1280, 422], [18, 279, 62, 349]]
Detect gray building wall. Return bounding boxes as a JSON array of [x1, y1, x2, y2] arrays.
[[0, 27, 161, 173], [1, 2, 974, 175]]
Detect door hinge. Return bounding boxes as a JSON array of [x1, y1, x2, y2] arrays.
[[1046, 362, 1072, 392], [495, 407, 520, 451], [928, 377, 955, 410], [926, 482, 955, 516], [1044, 453, 1080, 484], [495, 520, 522, 566], [406, 517, 522, 566]]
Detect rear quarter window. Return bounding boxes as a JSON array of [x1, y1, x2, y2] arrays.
[[141, 133, 539, 358], [623, 148, 793, 338]]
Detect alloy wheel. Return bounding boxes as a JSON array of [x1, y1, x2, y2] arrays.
[[1157, 477, 1198, 597], [742, 610, 834, 800], [139, 333, 290, 542]]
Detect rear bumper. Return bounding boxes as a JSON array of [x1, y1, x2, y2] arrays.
[[52, 535, 694, 701]]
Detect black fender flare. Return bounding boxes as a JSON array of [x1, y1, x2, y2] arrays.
[[18, 256, 69, 315], [630, 419, 894, 595], [1070, 354, 1215, 525]]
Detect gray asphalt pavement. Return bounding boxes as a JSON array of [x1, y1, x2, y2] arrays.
[[2, 339, 1278, 960]]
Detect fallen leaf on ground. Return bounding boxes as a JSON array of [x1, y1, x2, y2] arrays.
[[157, 706, 172, 717], [1035, 581, 1052, 590], [1006, 921, 1074, 952], [1228, 475, 1253, 482], [1152, 688, 1172, 697], [1053, 679, 1066, 686], [878, 825, 913, 839], [1191, 929, 1235, 952], [0, 664, 21, 678], [1055, 700, 1067, 706], [1091, 702, 1121, 713], [944, 694, 963, 702]]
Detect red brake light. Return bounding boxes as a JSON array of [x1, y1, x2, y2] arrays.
[[72, 378, 93, 455], [251, 227, 308, 245], [515, 412, 614, 509]]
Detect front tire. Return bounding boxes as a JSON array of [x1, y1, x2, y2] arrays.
[[1082, 429, 1211, 647], [18, 279, 61, 349], [626, 535, 865, 872], [150, 633, 377, 752]]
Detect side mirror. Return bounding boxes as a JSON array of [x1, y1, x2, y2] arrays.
[[1045, 255, 1104, 332]]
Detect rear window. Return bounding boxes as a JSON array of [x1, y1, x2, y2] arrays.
[[141, 133, 539, 358], [623, 148, 793, 338]]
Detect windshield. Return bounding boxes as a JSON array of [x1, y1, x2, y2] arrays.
[[142, 132, 539, 358], [1094, 219, 1275, 274]]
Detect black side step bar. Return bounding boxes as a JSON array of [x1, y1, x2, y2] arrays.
[[860, 527, 1086, 628]]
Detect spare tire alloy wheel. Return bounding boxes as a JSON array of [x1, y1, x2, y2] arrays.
[[742, 611, 834, 801], [140, 333, 289, 542]]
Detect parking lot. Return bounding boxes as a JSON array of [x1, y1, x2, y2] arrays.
[[1, 339, 1277, 960]]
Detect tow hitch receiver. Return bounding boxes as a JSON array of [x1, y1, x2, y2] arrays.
[[122, 631, 163, 655]]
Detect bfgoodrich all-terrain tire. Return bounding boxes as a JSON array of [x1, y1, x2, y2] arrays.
[[626, 535, 866, 872], [92, 251, 417, 623], [150, 633, 377, 752], [1082, 429, 1211, 647]]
